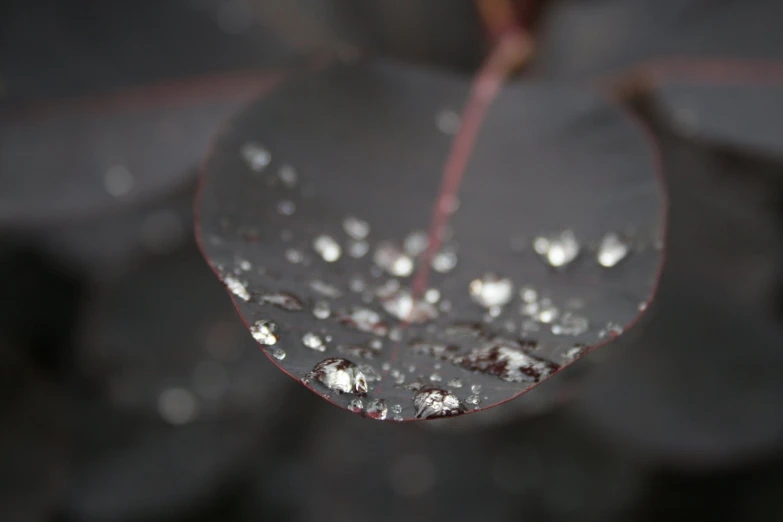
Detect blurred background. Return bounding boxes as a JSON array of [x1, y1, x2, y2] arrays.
[[2, 1, 783, 521]]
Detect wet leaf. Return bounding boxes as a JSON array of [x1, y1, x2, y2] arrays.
[[196, 60, 664, 421]]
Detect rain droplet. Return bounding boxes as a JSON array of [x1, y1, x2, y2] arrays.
[[447, 378, 463, 388], [276, 199, 296, 216], [250, 320, 279, 345], [436, 109, 461, 135], [429, 372, 442, 382], [374, 242, 414, 277], [459, 342, 557, 383], [471, 384, 482, 394], [312, 301, 332, 319], [348, 240, 370, 258], [260, 291, 304, 312], [533, 229, 580, 268], [223, 275, 250, 301], [277, 164, 298, 187], [432, 250, 458, 273], [241, 142, 271, 171], [309, 279, 342, 298], [533, 304, 560, 324], [551, 313, 589, 336], [597, 232, 631, 268], [342, 216, 371, 240], [311, 358, 368, 395], [270, 348, 286, 360], [348, 398, 364, 412], [338, 307, 389, 336], [465, 394, 480, 406], [381, 289, 439, 323], [469, 273, 514, 309], [367, 398, 388, 420], [313, 235, 341, 263], [413, 388, 463, 419], [302, 332, 326, 351]]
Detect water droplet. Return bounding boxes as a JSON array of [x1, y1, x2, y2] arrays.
[[349, 276, 366, 293], [270, 348, 286, 360], [551, 313, 589, 336], [370, 339, 383, 351], [336, 345, 375, 360], [313, 235, 341, 263], [597, 232, 631, 267], [237, 259, 252, 271], [366, 398, 388, 420], [469, 273, 514, 308], [348, 398, 364, 412], [404, 231, 429, 257], [312, 301, 332, 319], [381, 289, 438, 323], [277, 164, 298, 187], [429, 372, 442, 382], [241, 142, 271, 171], [285, 248, 306, 265], [104, 165, 134, 197], [391, 404, 403, 414], [276, 199, 296, 216], [348, 240, 370, 258], [260, 291, 304, 312], [471, 384, 482, 394], [436, 109, 461, 135], [533, 230, 580, 268], [374, 242, 414, 277], [638, 301, 648, 311], [250, 320, 279, 345], [424, 289, 441, 304], [459, 342, 557, 383], [338, 307, 388, 336], [311, 358, 368, 394], [519, 286, 538, 303], [223, 275, 250, 301], [359, 364, 382, 382], [562, 344, 586, 362], [302, 332, 326, 351], [465, 394, 480, 406], [599, 322, 624, 339], [158, 387, 198, 425], [409, 341, 459, 361], [342, 216, 370, 240], [309, 279, 342, 298], [533, 304, 560, 324], [447, 378, 463, 388], [413, 388, 463, 419], [432, 250, 458, 273]]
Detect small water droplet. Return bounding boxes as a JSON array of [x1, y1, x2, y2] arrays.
[[276, 199, 296, 216], [413, 388, 463, 419], [270, 348, 286, 360], [338, 307, 388, 336], [238, 259, 252, 271], [347, 240, 370, 258], [374, 242, 414, 277], [551, 313, 589, 336], [277, 164, 298, 187], [337, 345, 375, 360], [404, 230, 429, 257], [312, 301, 332, 319], [342, 216, 370, 240], [391, 404, 403, 414], [519, 286, 538, 303], [285, 248, 306, 265], [432, 250, 458, 273], [597, 232, 631, 267], [562, 344, 586, 362], [302, 332, 326, 351], [260, 291, 304, 312], [241, 143, 271, 171], [349, 276, 366, 293], [465, 394, 480, 406], [447, 378, 462, 388], [313, 235, 341, 262], [436, 109, 461, 135], [348, 398, 364, 412], [251, 320, 279, 345], [393, 414, 404, 422], [388, 327, 404, 342], [534, 304, 560, 324], [381, 289, 439, 323], [469, 273, 514, 308], [311, 358, 368, 394], [366, 398, 388, 420], [309, 279, 342, 298], [534, 230, 580, 268], [429, 372, 442, 382], [459, 341, 557, 383], [223, 275, 250, 301], [471, 384, 482, 394], [638, 301, 648, 311], [104, 165, 134, 197], [404, 381, 424, 391], [424, 288, 441, 304]]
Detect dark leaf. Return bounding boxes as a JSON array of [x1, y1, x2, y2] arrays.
[[196, 59, 664, 421]]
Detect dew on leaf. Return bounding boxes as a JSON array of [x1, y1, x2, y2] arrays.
[[313, 234, 341, 262], [312, 301, 332, 319], [404, 230, 429, 257], [347, 239, 370, 258], [533, 303, 560, 324], [342, 216, 371, 240], [447, 378, 463, 389], [285, 248, 306, 265], [311, 358, 368, 394], [223, 275, 250, 301], [250, 319, 279, 345], [533, 229, 580, 268], [551, 312, 589, 336], [309, 279, 342, 298], [381, 289, 438, 323], [469, 273, 514, 309], [597, 232, 631, 267], [429, 372, 442, 382], [471, 384, 482, 394], [374, 242, 414, 277], [302, 332, 326, 351], [348, 398, 364, 412], [366, 398, 388, 420], [413, 388, 462, 419], [431, 250, 458, 273], [238, 259, 252, 271], [338, 307, 388, 336], [338, 344, 375, 360], [260, 291, 304, 312], [270, 348, 286, 360], [240, 142, 270, 171], [424, 288, 441, 304], [459, 341, 557, 383], [519, 286, 538, 303]]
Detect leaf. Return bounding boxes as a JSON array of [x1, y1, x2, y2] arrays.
[[195, 59, 664, 421]]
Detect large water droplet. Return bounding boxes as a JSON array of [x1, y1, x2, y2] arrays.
[[311, 358, 368, 394], [597, 232, 631, 267], [260, 291, 304, 312], [374, 242, 414, 277], [459, 341, 557, 383], [413, 388, 463, 419], [313, 234, 342, 263], [342, 216, 370, 240], [241, 143, 271, 171], [533, 230, 580, 268], [302, 332, 326, 351], [338, 307, 389, 336], [250, 320, 279, 345], [381, 289, 439, 323], [366, 398, 388, 420], [223, 275, 250, 301], [469, 273, 514, 309]]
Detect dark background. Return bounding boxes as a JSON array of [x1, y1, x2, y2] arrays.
[[2, 1, 783, 521]]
